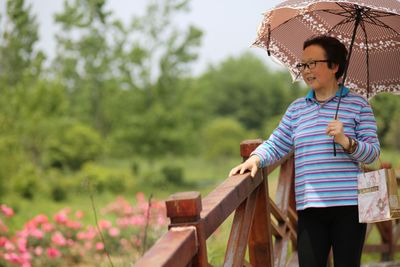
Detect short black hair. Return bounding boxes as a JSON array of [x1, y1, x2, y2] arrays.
[[303, 35, 348, 80]]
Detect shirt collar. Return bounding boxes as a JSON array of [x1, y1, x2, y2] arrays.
[[305, 85, 350, 102]]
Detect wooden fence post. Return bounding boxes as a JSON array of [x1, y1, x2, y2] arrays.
[[165, 191, 209, 267], [240, 139, 274, 267]]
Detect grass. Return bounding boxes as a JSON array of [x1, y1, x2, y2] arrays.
[[1, 155, 243, 231]]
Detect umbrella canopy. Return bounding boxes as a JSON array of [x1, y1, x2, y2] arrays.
[[253, 0, 400, 99]]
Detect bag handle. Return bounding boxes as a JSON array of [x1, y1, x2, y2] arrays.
[[360, 157, 390, 173]]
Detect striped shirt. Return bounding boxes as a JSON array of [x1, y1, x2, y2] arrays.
[[251, 87, 380, 210]]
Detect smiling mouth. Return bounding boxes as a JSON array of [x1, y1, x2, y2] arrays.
[[306, 77, 316, 82]]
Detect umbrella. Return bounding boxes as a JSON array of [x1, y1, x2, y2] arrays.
[[253, 0, 400, 155]]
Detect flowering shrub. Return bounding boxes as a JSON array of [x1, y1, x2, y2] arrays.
[[0, 193, 167, 266]]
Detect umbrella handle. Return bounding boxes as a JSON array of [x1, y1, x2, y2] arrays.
[[333, 140, 337, 156], [333, 86, 344, 157], [332, 5, 362, 157]]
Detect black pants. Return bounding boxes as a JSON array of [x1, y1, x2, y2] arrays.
[[297, 206, 366, 267]]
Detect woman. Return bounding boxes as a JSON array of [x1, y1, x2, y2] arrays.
[[229, 35, 380, 267]]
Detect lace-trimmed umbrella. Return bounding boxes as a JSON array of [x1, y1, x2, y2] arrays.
[[253, 0, 400, 155], [253, 0, 400, 101]]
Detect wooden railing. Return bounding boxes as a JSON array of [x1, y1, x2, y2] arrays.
[[135, 139, 400, 266]]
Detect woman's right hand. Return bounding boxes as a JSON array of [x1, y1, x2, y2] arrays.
[[228, 155, 261, 178]]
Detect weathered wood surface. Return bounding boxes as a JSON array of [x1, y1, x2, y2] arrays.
[[134, 227, 197, 267]]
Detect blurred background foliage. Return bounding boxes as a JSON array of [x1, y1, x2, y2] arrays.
[[0, 0, 399, 227], [0, 1, 399, 265]]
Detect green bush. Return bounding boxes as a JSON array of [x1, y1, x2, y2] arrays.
[[50, 185, 68, 202], [131, 161, 140, 175], [44, 169, 73, 202], [201, 117, 250, 159], [78, 163, 135, 194], [0, 136, 27, 197], [44, 121, 103, 170], [384, 111, 400, 150], [161, 165, 184, 185], [11, 164, 41, 199], [140, 168, 166, 187]]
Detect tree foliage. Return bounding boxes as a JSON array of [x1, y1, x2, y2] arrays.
[[0, 0, 44, 86], [197, 52, 305, 130], [0, 0, 398, 198]]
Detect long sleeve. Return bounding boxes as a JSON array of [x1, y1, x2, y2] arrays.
[[251, 107, 294, 168], [350, 103, 380, 164]]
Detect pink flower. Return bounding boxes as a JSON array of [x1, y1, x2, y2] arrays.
[[95, 242, 104, 251], [54, 212, 68, 224], [108, 227, 120, 237], [4, 252, 20, 264], [0, 219, 8, 232], [47, 247, 61, 258], [41, 222, 53, 232], [66, 220, 81, 230], [77, 231, 86, 240], [5, 239, 15, 250], [30, 229, 44, 239], [51, 232, 67, 246], [20, 252, 31, 266], [77, 227, 96, 240], [99, 220, 112, 229], [0, 236, 8, 246], [17, 237, 27, 253], [34, 246, 43, 256], [25, 215, 48, 230], [34, 214, 49, 224], [0, 204, 14, 217], [75, 210, 84, 219], [136, 192, 146, 203], [129, 215, 145, 226]]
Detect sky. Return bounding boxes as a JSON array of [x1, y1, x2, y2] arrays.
[[9, 0, 285, 74]]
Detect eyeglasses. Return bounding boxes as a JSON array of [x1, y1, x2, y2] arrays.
[[295, 60, 330, 71]]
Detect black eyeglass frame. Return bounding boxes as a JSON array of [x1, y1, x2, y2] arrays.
[[295, 60, 330, 71]]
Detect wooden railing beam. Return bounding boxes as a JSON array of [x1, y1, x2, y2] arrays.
[[201, 172, 263, 238], [166, 192, 209, 267], [274, 234, 291, 267], [248, 171, 274, 267], [224, 186, 259, 267], [134, 227, 197, 267]]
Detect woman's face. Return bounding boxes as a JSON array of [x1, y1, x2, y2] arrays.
[[301, 44, 338, 92]]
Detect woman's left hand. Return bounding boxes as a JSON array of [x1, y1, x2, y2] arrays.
[[326, 118, 347, 147]]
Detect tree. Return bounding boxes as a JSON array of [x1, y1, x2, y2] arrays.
[[370, 93, 400, 147], [0, 0, 44, 87], [53, 0, 116, 135], [0, 0, 46, 189], [52, 0, 203, 159], [196, 52, 305, 131]]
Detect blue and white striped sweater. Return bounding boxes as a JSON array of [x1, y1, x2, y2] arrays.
[[251, 87, 380, 210]]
